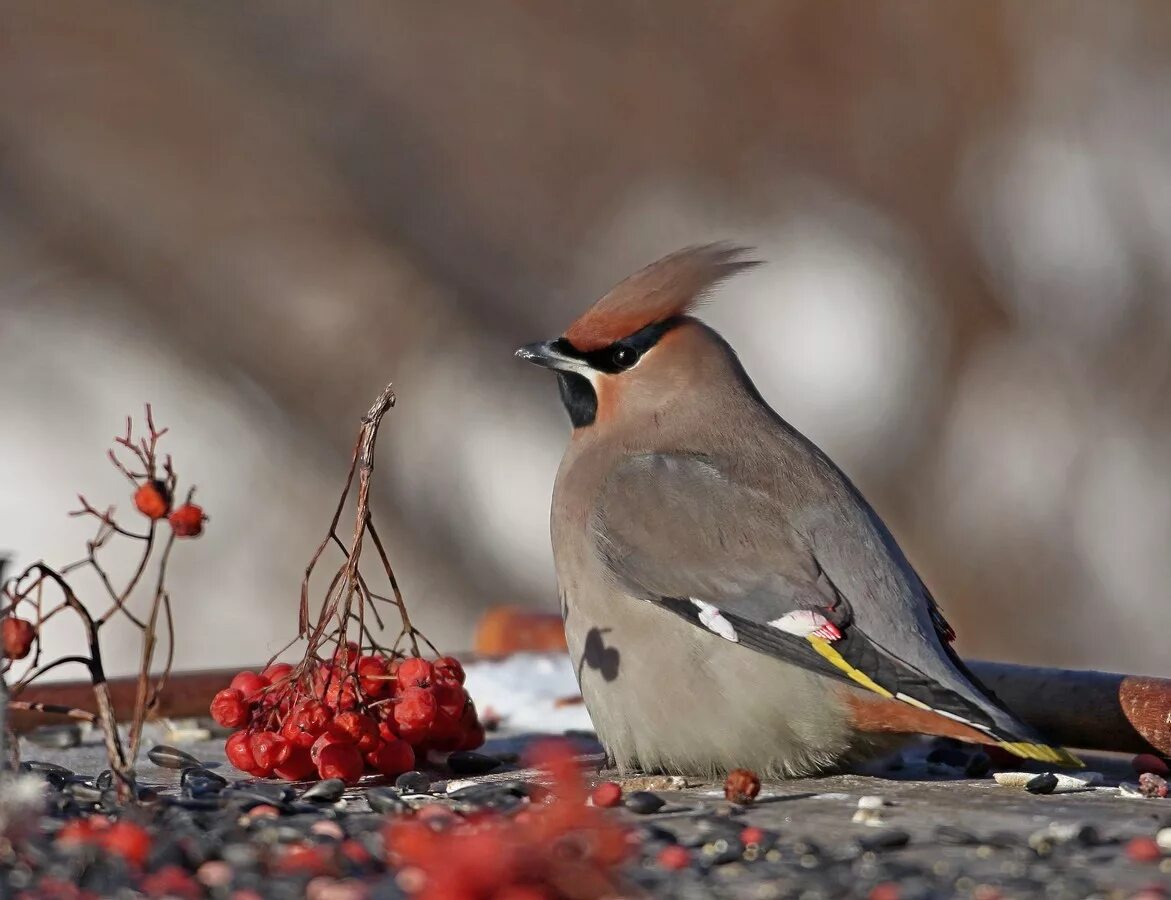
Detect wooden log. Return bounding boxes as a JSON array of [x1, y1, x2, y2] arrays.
[[10, 659, 1171, 756]]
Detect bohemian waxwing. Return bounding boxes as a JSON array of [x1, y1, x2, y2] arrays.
[[516, 244, 1080, 778]]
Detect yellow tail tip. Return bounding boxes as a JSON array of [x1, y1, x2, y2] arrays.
[[998, 741, 1083, 768]]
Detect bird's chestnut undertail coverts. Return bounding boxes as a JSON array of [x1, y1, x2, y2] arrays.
[[518, 243, 1081, 777]]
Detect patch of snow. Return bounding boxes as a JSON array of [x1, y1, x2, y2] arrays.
[[463, 652, 594, 734]]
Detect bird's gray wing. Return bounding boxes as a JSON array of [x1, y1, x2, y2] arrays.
[[592, 453, 1077, 764]]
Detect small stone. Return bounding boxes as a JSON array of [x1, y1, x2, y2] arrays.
[[394, 771, 431, 794], [27, 724, 81, 749], [857, 795, 888, 810], [1025, 773, 1058, 795], [309, 820, 345, 841], [934, 825, 979, 845], [624, 791, 666, 814], [1121, 782, 1146, 799], [1155, 828, 1171, 852], [64, 781, 104, 804], [852, 808, 885, 825], [367, 787, 410, 815], [196, 860, 233, 888], [148, 745, 201, 770], [701, 837, 744, 865], [857, 828, 911, 852], [446, 751, 500, 775], [301, 779, 346, 803], [95, 770, 113, 791]]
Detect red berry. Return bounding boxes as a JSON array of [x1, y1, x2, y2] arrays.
[[330, 711, 380, 753], [367, 737, 415, 777], [1127, 836, 1163, 863], [724, 768, 761, 804], [741, 826, 766, 846], [357, 656, 391, 699], [141, 865, 200, 899], [590, 781, 622, 808], [134, 480, 171, 520], [317, 742, 364, 783], [281, 701, 332, 749], [225, 731, 265, 776], [249, 731, 290, 772], [273, 746, 317, 782], [434, 655, 466, 685], [261, 662, 294, 684], [869, 885, 902, 900], [393, 687, 437, 744], [332, 641, 361, 669], [397, 658, 435, 690], [656, 845, 691, 870], [168, 503, 205, 537], [100, 821, 152, 867], [1133, 754, 1171, 777], [229, 671, 268, 701], [2, 617, 36, 660], [310, 730, 350, 766], [457, 721, 486, 752], [210, 688, 250, 728]]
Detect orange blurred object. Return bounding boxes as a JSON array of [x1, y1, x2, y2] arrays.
[[474, 607, 567, 657]]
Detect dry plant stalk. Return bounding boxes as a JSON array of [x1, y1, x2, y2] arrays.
[[260, 383, 438, 721], [0, 407, 202, 801]]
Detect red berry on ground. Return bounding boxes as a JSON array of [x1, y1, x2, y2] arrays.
[[100, 821, 152, 867], [134, 480, 171, 520], [210, 688, 250, 729], [740, 826, 766, 846], [397, 658, 435, 690], [229, 671, 268, 701], [140, 865, 200, 899], [724, 768, 762, 804], [249, 731, 290, 772], [869, 884, 902, 900], [2, 617, 36, 660], [657, 845, 691, 870], [590, 781, 622, 808], [168, 503, 206, 537], [317, 742, 364, 783], [434, 655, 466, 685], [367, 738, 415, 777], [1126, 836, 1163, 863]]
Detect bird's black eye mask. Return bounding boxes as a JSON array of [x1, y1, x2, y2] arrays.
[[555, 317, 681, 428]]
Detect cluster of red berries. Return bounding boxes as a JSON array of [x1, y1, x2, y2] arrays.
[[211, 645, 485, 784], [133, 480, 205, 538], [384, 740, 629, 900]]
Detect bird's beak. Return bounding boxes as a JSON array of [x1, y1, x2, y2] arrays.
[[514, 339, 583, 374]]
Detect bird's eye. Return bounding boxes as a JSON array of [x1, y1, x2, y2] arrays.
[[611, 346, 638, 369]]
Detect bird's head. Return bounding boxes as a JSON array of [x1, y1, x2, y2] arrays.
[[516, 244, 760, 430]]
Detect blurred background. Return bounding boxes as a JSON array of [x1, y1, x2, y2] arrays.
[[2, 2, 1169, 680]]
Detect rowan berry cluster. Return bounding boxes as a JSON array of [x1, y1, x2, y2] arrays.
[[211, 645, 484, 783]]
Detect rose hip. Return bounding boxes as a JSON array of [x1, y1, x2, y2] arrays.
[[2, 617, 36, 660], [317, 742, 364, 783]]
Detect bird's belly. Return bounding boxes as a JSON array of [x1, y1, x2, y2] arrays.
[[564, 588, 870, 779]]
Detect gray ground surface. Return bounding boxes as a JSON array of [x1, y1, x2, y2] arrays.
[[17, 724, 1171, 897]]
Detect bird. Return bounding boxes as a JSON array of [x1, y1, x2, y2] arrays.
[[515, 243, 1080, 778]]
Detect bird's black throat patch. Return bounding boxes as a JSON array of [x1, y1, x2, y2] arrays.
[[557, 372, 597, 428]]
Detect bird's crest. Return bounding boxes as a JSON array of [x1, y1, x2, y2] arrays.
[[564, 243, 760, 351]]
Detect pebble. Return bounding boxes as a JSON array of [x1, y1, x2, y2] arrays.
[[1025, 773, 1058, 795], [445, 751, 501, 776], [309, 820, 345, 841], [147, 746, 201, 770], [1156, 828, 1171, 852], [857, 828, 911, 852], [302, 779, 347, 804], [393, 771, 431, 794], [196, 860, 233, 888], [1139, 772, 1169, 799], [857, 796, 888, 810], [366, 787, 410, 816], [625, 791, 666, 814]]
